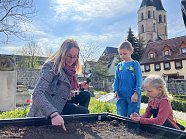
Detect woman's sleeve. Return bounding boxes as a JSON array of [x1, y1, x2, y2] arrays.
[[32, 62, 58, 117]]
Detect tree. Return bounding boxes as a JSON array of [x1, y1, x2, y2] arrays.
[[0, 0, 36, 43], [79, 41, 103, 77], [127, 27, 144, 61], [17, 41, 43, 69]]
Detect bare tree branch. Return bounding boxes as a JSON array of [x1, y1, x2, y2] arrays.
[[0, 0, 36, 43]]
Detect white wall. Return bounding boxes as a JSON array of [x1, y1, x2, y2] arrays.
[[0, 71, 16, 111]]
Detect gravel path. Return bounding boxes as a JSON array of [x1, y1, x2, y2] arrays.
[[141, 103, 186, 122]]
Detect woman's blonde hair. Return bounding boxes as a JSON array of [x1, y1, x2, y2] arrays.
[[46, 38, 81, 74], [143, 75, 169, 97]]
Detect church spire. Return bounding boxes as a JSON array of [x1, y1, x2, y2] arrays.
[[153, 0, 165, 10], [140, 0, 154, 8], [140, 0, 165, 11]]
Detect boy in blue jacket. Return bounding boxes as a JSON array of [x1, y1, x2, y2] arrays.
[[113, 41, 142, 117]]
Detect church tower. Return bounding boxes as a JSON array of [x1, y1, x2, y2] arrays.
[[138, 0, 168, 43]]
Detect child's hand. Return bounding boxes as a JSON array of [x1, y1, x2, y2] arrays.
[[130, 112, 140, 122], [131, 92, 138, 102], [114, 92, 118, 98]]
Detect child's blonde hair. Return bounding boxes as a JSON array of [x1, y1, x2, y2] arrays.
[[118, 41, 134, 51], [143, 75, 169, 97]]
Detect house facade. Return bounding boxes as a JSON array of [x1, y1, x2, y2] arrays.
[[140, 36, 186, 80]]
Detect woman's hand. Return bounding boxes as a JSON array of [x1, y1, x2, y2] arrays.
[[131, 92, 138, 102], [130, 112, 140, 122], [80, 81, 89, 90], [50, 112, 66, 131]]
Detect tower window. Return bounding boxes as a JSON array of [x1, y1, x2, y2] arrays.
[[141, 25, 144, 33], [159, 15, 162, 23], [148, 11, 151, 18], [153, 11, 155, 18], [141, 13, 144, 20], [164, 15, 166, 22], [153, 23, 156, 32]]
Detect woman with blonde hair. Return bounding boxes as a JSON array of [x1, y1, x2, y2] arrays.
[[28, 38, 91, 131]]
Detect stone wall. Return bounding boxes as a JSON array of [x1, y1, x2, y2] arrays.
[[167, 79, 186, 94], [16, 69, 186, 94], [17, 68, 40, 89]]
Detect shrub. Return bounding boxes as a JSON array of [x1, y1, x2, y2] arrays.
[[0, 107, 29, 119], [89, 98, 116, 114], [141, 93, 186, 112]]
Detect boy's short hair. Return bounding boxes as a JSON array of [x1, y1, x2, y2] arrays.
[[118, 41, 133, 51]]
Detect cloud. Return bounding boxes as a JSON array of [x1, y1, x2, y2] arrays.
[[167, 15, 186, 38], [52, 0, 140, 21]]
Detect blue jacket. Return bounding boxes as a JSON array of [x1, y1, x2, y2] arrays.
[[113, 60, 142, 98]]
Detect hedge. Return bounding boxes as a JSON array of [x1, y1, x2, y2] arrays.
[[141, 93, 186, 112]]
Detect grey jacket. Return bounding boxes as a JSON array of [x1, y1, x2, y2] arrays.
[[27, 61, 71, 118]]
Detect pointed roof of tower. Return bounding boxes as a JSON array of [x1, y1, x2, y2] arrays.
[[140, 0, 154, 8], [153, 0, 165, 10], [140, 0, 165, 11]]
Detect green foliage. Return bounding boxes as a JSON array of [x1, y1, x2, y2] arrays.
[[94, 91, 109, 95], [141, 93, 149, 103], [127, 27, 144, 62], [141, 93, 186, 112], [89, 98, 116, 114], [91, 63, 108, 76], [0, 107, 29, 119], [172, 94, 186, 100], [171, 99, 186, 112]]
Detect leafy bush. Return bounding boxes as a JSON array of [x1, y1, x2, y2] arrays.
[[89, 98, 116, 114], [141, 93, 186, 112], [0, 107, 29, 119], [141, 93, 148, 103]]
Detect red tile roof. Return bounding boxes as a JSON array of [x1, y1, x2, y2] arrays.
[[140, 36, 186, 64]]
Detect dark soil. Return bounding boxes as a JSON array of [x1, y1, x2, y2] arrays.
[[0, 120, 165, 139]]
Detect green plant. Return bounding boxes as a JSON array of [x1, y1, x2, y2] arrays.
[[0, 107, 29, 119], [89, 98, 116, 114]]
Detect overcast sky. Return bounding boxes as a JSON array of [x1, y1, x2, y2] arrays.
[[1, 0, 185, 59]]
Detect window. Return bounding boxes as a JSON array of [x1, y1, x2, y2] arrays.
[[141, 13, 144, 20], [144, 64, 150, 72], [154, 63, 161, 71], [165, 26, 167, 35], [141, 25, 144, 33], [181, 48, 186, 54], [164, 50, 170, 56], [159, 15, 162, 23], [148, 11, 151, 18], [149, 53, 155, 58], [164, 15, 166, 22], [164, 62, 171, 70], [153, 11, 155, 18], [175, 60, 183, 69], [153, 23, 156, 32]]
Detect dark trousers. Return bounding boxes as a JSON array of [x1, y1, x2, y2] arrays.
[[62, 91, 91, 115]]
